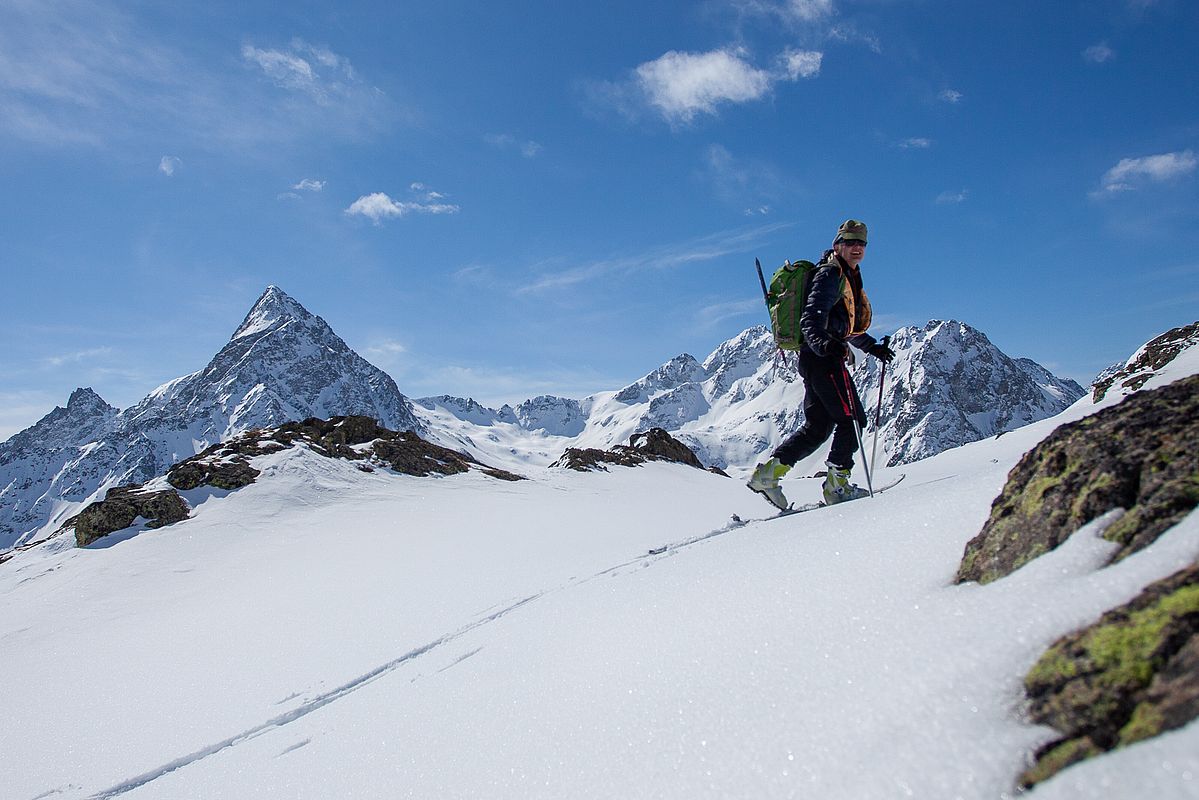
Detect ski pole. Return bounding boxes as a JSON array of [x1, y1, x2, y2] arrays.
[[869, 335, 890, 479], [844, 363, 874, 497]]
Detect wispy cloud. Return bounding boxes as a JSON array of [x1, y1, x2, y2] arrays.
[[485, 133, 543, 158], [292, 178, 326, 192], [936, 189, 969, 205], [158, 155, 181, 176], [700, 144, 785, 207], [241, 39, 358, 105], [1094, 150, 1197, 197], [41, 347, 115, 368], [515, 223, 792, 294], [898, 137, 932, 150], [0, 4, 393, 153], [695, 298, 762, 329], [939, 89, 963, 104], [345, 185, 460, 224], [1083, 42, 1115, 64]]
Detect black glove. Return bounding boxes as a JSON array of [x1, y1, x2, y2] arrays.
[[867, 342, 895, 364]]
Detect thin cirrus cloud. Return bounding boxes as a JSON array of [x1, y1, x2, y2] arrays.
[[485, 133, 543, 158], [1095, 150, 1197, 197], [345, 184, 460, 224], [630, 46, 824, 123], [158, 155, 181, 176]]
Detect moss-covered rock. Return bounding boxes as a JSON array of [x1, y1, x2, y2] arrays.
[[956, 374, 1199, 585], [1018, 562, 1199, 788], [68, 485, 191, 546]]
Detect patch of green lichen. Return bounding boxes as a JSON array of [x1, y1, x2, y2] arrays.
[[1118, 702, 1166, 745], [1019, 737, 1102, 789], [1025, 645, 1081, 689], [1084, 585, 1199, 688]]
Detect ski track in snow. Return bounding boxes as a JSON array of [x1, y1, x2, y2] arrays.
[[75, 499, 800, 800]]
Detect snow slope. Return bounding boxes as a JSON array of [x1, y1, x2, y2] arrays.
[[1, 347, 1196, 799]]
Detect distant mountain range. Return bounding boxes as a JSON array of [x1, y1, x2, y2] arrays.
[[418, 321, 1085, 475], [2, 284, 1108, 551]]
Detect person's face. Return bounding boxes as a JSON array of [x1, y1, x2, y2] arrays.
[[835, 238, 866, 267]]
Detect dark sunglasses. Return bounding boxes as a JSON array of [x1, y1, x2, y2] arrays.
[[840, 239, 867, 247]]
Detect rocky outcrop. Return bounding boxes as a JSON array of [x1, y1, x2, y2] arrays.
[[168, 416, 524, 489], [955, 375, 1199, 585], [67, 485, 190, 547], [1018, 562, 1199, 788], [1092, 321, 1199, 402], [552, 428, 715, 473]]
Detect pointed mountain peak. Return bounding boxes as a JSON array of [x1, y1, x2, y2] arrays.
[[232, 285, 315, 341], [66, 387, 114, 412]]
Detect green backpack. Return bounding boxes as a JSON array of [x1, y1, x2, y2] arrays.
[[766, 259, 818, 351]]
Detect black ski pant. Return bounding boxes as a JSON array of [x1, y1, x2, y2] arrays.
[[771, 347, 867, 471]]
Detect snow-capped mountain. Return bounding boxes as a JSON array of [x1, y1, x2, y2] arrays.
[[417, 320, 1085, 475], [0, 286, 419, 549]]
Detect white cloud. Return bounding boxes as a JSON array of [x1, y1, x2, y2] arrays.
[[787, 0, 835, 20], [292, 178, 326, 192], [158, 155, 181, 176], [1097, 150, 1198, 195], [636, 49, 773, 122], [345, 190, 460, 224], [240, 39, 368, 108], [939, 89, 963, 104], [780, 49, 823, 80], [633, 47, 822, 123], [1083, 42, 1115, 64], [899, 137, 932, 150], [936, 189, 968, 205], [242, 45, 316, 92]]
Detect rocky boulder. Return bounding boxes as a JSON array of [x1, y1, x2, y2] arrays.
[[68, 485, 191, 547], [552, 428, 714, 473], [956, 375, 1199, 585], [1018, 561, 1199, 788]]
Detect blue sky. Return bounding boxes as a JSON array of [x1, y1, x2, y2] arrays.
[[2, 0, 1197, 440]]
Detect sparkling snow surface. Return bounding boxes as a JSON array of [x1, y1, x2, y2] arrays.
[[2, 363, 1197, 799]]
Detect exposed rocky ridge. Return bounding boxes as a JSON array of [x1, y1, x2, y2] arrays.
[[1, 286, 422, 549], [66, 486, 191, 547], [170, 416, 524, 490], [1092, 321, 1199, 402], [955, 374, 1199, 585], [1018, 561, 1199, 788], [551, 428, 715, 473]]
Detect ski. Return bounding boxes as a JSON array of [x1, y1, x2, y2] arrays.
[[646, 474, 907, 555]]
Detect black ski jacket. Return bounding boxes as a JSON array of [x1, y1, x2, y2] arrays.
[[799, 251, 879, 359]]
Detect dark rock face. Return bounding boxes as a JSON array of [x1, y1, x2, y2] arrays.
[[956, 375, 1199, 585], [1092, 321, 1199, 402], [167, 416, 524, 490], [69, 486, 190, 547], [552, 428, 710, 472], [1018, 562, 1199, 788]]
